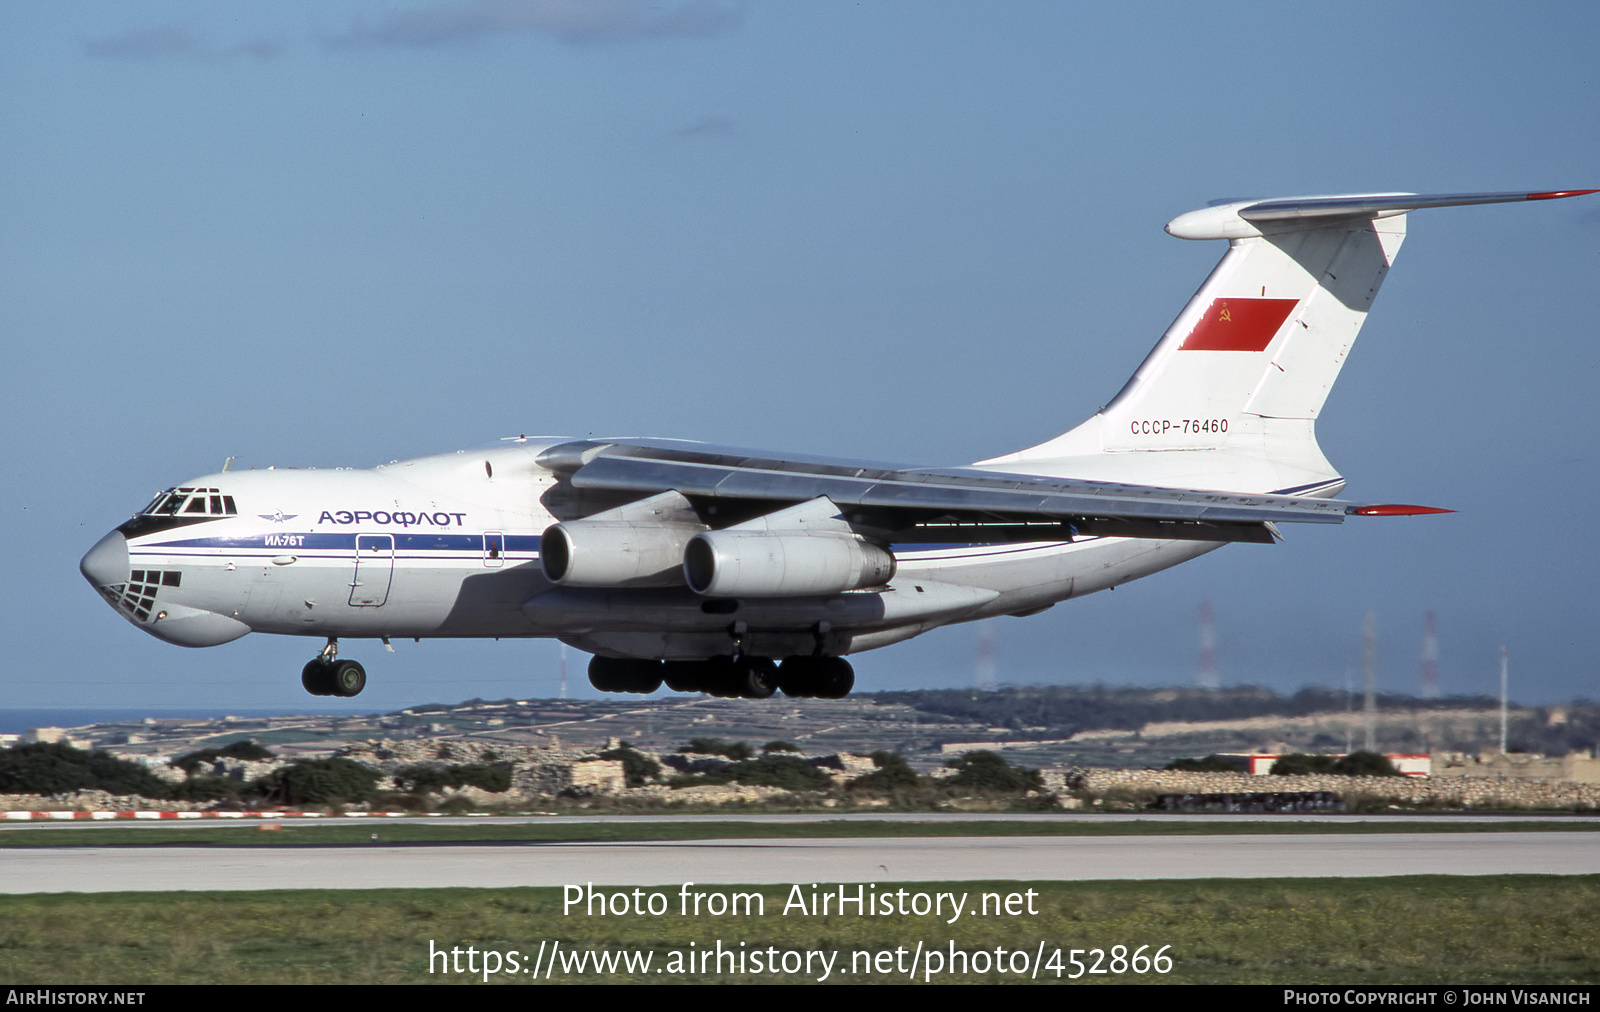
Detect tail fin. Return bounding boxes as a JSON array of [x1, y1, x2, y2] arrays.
[[984, 190, 1595, 490]]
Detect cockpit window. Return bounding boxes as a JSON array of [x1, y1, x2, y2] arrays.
[[119, 487, 239, 537], [140, 487, 237, 519]]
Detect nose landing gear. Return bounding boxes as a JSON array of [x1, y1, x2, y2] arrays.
[[301, 638, 367, 697]]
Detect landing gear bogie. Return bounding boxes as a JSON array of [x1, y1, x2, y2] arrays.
[[301, 639, 366, 697], [588, 656, 664, 694], [777, 656, 854, 699], [623, 654, 849, 699], [328, 659, 366, 697]]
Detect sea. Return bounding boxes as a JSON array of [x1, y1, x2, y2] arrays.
[[0, 708, 354, 735]]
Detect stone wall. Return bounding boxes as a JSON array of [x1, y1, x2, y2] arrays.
[[1072, 768, 1600, 809], [0, 791, 202, 812]]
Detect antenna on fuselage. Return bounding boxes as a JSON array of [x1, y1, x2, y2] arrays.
[[223, 457, 234, 472]]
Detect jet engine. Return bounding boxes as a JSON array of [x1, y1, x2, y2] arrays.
[[540, 490, 706, 588], [683, 531, 895, 596], [682, 497, 895, 597]]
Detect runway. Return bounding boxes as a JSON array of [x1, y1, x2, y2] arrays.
[[4, 832, 1597, 893], [4, 811, 1596, 833]]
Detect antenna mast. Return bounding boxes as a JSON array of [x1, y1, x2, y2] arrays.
[[1420, 610, 1439, 698], [1197, 599, 1219, 689], [1363, 611, 1377, 752]]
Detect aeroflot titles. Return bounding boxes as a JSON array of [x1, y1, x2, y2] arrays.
[[316, 510, 468, 527]]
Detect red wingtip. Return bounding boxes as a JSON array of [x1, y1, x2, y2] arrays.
[[1527, 189, 1600, 200], [1349, 504, 1455, 517]]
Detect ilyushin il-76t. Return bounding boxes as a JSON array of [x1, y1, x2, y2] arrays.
[[80, 188, 1595, 700]]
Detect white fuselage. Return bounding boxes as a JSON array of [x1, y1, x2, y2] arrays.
[[84, 438, 1221, 662]]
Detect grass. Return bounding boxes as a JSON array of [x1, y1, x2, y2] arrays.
[[0, 817, 1596, 849], [0, 876, 1594, 984]]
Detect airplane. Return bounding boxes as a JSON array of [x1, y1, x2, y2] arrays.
[[79, 188, 1595, 701]]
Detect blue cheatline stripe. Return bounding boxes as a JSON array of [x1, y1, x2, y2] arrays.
[[145, 532, 544, 552], [151, 533, 356, 550], [132, 553, 542, 567]]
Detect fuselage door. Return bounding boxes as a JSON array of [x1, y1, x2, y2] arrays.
[[484, 531, 505, 568], [350, 534, 395, 606]]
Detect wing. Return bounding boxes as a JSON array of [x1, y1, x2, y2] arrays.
[[536, 438, 1444, 545]]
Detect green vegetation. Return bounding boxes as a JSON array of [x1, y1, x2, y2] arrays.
[[1271, 752, 1402, 777], [1164, 755, 1244, 773], [943, 750, 1043, 793], [0, 742, 173, 798], [171, 740, 274, 775], [0, 876, 1593, 984], [762, 741, 800, 753], [848, 751, 921, 793], [679, 738, 754, 760], [392, 762, 514, 794], [671, 754, 833, 792], [599, 746, 662, 788], [259, 758, 382, 806]]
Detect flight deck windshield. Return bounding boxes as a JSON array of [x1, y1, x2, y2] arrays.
[[119, 487, 237, 536]]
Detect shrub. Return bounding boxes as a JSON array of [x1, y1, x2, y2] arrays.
[[1270, 753, 1339, 776], [262, 758, 381, 805], [679, 738, 754, 761], [167, 776, 246, 803], [676, 755, 832, 792], [172, 740, 275, 775], [0, 742, 173, 799], [944, 750, 1043, 792], [848, 751, 921, 792], [600, 748, 661, 787], [393, 762, 513, 794], [217, 740, 274, 761], [762, 741, 801, 753], [1332, 751, 1402, 777], [1164, 755, 1244, 773], [1269, 752, 1402, 777], [438, 795, 476, 814]]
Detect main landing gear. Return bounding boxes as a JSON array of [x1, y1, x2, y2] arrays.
[[301, 638, 366, 697], [588, 655, 854, 699]]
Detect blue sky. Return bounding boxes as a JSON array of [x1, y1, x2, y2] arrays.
[[3, 1, 1597, 711]]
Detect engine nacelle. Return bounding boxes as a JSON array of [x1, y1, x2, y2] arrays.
[[683, 530, 895, 597], [540, 490, 705, 588]]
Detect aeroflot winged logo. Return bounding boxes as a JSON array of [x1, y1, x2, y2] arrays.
[[258, 511, 298, 524]]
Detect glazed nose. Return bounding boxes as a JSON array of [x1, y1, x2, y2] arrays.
[[80, 531, 130, 588]]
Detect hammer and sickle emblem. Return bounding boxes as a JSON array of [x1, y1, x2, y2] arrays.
[[1219, 301, 1232, 323]]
